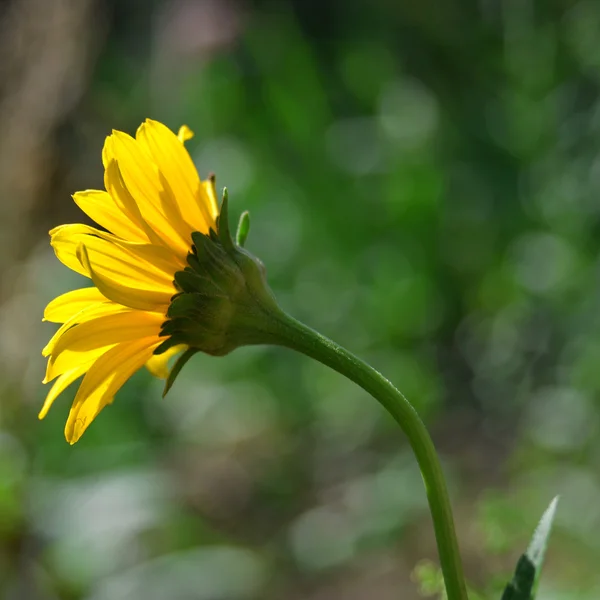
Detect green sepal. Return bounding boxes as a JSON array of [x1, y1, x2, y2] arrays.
[[174, 270, 202, 295], [160, 319, 189, 337], [154, 334, 188, 355], [185, 252, 203, 273], [191, 231, 235, 272], [216, 188, 235, 251], [163, 347, 198, 398], [167, 293, 203, 319], [190, 231, 210, 257], [236, 211, 250, 247]]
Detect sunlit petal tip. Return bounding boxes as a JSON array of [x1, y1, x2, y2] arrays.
[[143, 118, 169, 132], [38, 406, 53, 420], [177, 124, 194, 143], [141, 119, 177, 142], [135, 121, 147, 138], [66, 419, 85, 445], [102, 135, 114, 168], [66, 412, 95, 444], [110, 129, 134, 145], [71, 190, 95, 202]]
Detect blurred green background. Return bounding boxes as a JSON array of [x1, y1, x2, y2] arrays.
[[0, 0, 599, 598]]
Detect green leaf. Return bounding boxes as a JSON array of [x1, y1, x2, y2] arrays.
[[526, 495, 559, 596], [501, 555, 535, 600], [500, 497, 559, 600]]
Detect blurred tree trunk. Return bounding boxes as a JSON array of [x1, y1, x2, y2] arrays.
[[0, 0, 97, 374], [0, 3, 97, 594]]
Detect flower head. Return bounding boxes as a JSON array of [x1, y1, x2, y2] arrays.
[[42, 119, 277, 444]]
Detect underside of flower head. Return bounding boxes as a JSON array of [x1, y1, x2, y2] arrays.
[[155, 190, 281, 365], [42, 119, 223, 444]]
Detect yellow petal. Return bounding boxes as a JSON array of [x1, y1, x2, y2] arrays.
[[102, 134, 112, 170], [43, 301, 128, 357], [137, 119, 215, 234], [45, 309, 164, 383], [44, 287, 108, 323], [109, 130, 194, 253], [103, 152, 169, 249], [39, 363, 90, 419], [73, 190, 149, 243], [44, 345, 113, 385], [51, 223, 183, 275], [65, 336, 162, 444], [50, 224, 179, 293], [77, 244, 173, 311], [178, 125, 194, 142], [202, 175, 220, 222], [145, 344, 187, 379]]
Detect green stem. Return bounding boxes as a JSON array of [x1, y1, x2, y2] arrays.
[[268, 310, 469, 600]]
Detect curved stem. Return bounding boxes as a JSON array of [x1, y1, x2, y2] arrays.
[[268, 310, 469, 600]]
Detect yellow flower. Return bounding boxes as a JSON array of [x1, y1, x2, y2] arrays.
[[42, 119, 220, 444]]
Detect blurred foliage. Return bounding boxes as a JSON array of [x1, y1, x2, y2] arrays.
[[1, 0, 600, 598]]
